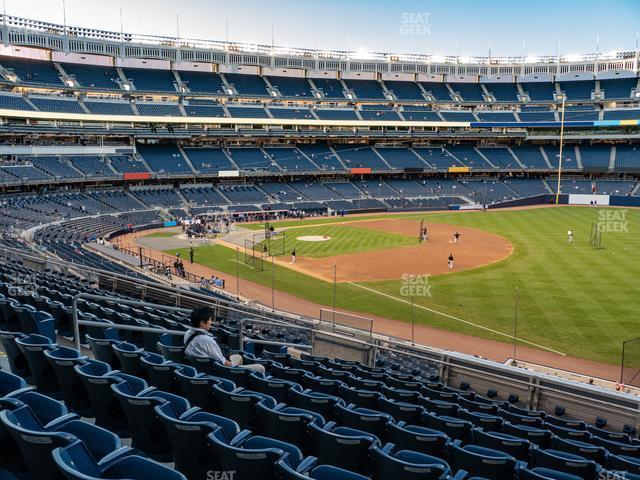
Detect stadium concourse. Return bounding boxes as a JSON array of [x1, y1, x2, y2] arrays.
[[1, 11, 640, 480]]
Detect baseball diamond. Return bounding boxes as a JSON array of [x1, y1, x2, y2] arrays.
[[2, 3, 640, 479]]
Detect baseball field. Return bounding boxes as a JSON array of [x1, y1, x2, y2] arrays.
[[161, 206, 639, 366]]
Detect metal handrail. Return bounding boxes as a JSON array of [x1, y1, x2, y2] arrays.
[[72, 292, 189, 351]]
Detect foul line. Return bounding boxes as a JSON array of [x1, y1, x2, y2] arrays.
[[347, 282, 566, 356]]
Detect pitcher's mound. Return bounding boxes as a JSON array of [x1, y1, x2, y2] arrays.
[[297, 235, 331, 242]]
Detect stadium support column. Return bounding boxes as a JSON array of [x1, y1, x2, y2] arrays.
[[555, 96, 566, 205]]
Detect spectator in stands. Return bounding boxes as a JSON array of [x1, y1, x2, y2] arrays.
[[173, 258, 180, 275], [185, 307, 265, 373]]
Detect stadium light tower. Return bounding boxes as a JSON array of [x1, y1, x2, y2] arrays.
[[555, 96, 566, 205]]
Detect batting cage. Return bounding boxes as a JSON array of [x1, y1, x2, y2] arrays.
[[243, 227, 286, 271], [621, 336, 640, 387], [243, 238, 265, 271], [589, 223, 603, 249]]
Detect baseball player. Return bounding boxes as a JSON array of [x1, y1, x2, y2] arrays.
[[453, 232, 461, 244], [447, 253, 454, 270], [568, 229, 573, 243], [291, 248, 296, 264]]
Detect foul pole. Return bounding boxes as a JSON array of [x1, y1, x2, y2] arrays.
[[555, 96, 566, 205]]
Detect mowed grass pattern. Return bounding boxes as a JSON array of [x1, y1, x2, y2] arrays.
[[165, 207, 640, 365], [259, 225, 416, 258]]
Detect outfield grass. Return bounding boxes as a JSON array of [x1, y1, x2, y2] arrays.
[[166, 207, 640, 365], [257, 224, 416, 258]]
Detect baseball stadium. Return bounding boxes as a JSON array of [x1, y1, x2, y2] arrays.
[[1, 1, 640, 478]]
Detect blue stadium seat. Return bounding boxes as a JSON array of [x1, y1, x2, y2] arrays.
[[269, 362, 311, 384], [419, 397, 461, 417], [551, 436, 607, 465], [173, 364, 234, 411], [85, 334, 122, 368], [499, 408, 546, 428], [0, 330, 31, 380], [44, 346, 92, 415], [302, 375, 345, 395], [275, 457, 370, 479], [157, 333, 186, 363], [256, 400, 325, 447], [386, 421, 449, 457], [472, 428, 531, 461], [288, 388, 345, 421], [337, 384, 382, 409], [207, 427, 316, 480], [380, 385, 421, 403], [111, 342, 146, 378], [249, 373, 300, 403], [531, 448, 600, 479], [519, 467, 584, 480], [458, 408, 504, 432], [73, 360, 131, 435], [371, 442, 452, 479], [307, 421, 380, 474], [378, 397, 425, 423], [155, 401, 240, 479], [544, 422, 592, 442], [15, 333, 60, 395], [608, 454, 640, 475], [0, 296, 22, 332], [334, 403, 393, 438], [212, 381, 275, 429], [0, 370, 32, 397], [0, 403, 130, 480], [111, 377, 188, 460], [13, 304, 56, 341], [590, 434, 640, 456], [503, 421, 553, 448], [288, 356, 322, 374], [53, 439, 186, 480], [140, 352, 179, 393], [448, 442, 518, 479], [421, 412, 473, 443]]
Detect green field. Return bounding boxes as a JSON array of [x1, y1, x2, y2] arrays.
[[256, 225, 416, 258], [164, 207, 640, 365]]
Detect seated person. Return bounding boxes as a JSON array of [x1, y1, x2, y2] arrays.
[[184, 307, 265, 374]]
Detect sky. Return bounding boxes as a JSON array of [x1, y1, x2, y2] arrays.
[[4, 0, 640, 57]]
